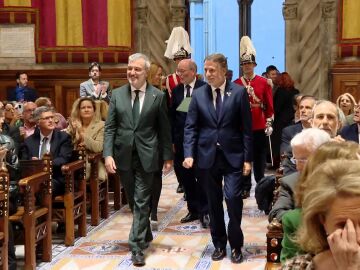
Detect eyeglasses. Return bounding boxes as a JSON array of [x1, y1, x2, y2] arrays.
[[39, 116, 54, 121], [290, 157, 308, 164]]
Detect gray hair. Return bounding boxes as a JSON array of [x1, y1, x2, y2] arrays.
[[128, 53, 151, 70], [311, 100, 341, 121], [204, 53, 228, 72], [33, 106, 55, 121], [291, 128, 331, 153]]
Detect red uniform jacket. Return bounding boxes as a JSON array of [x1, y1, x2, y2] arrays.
[[234, 75, 274, 130]]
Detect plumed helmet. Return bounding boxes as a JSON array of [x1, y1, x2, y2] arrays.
[[164, 26, 192, 60], [240, 36, 256, 65]]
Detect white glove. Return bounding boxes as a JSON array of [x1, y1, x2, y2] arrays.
[[265, 126, 273, 136]]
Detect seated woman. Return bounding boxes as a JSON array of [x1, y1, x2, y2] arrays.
[[336, 92, 356, 125], [282, 159, 360, 269], [280, 141, 360, 262], [66, 97, 106, 182]]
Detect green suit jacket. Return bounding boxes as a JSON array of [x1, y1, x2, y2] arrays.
[[103, 83, 173, 172]]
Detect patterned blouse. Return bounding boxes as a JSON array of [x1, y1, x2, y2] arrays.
[[281, 254, 315, 270]]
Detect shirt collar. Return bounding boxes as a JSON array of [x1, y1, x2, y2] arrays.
[[211, 79, 226, 93], [131, 82, 147, 93], [243, 73, 256, 81], [40, 131, 53, 142], [186, 78, 196, 89]]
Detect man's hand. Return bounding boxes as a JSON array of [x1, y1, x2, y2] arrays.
[[182, 157, 194, 169], [243, 162, 251, 176], [162, 160, 173, 173], [100, 82, 107, 95], [105, 156, 117, 174], [332, 135, 345, 142], [0, 146, 7, 161]]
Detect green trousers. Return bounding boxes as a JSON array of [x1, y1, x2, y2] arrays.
[[118, 150, 154, 252]]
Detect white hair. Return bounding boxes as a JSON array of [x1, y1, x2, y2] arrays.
[[290, 128, 331, 153], [128, 53, 151, 70]]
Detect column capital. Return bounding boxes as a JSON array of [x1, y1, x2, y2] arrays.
[[321, 1, 336, 19], [283, 2, 298, 20]]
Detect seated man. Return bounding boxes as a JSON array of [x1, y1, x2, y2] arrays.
[[80, 62, 111, 103], [268, 128, 330, 222], [20, 106, 73, 196]]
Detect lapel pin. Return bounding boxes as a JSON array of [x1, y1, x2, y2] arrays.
[[226, 92, 231, 97], [153, 94, 156, 98]]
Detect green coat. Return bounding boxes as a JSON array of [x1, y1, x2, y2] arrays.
[[281, 208, 303, 263], [103, 83, 173, 172]]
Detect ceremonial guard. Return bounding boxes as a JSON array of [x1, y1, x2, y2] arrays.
[[234, 36, 274, 199]]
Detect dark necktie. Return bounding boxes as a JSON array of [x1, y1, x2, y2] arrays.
[[185, 84, 191, 97], [215, 88, 222, 118], [40, 137, 48, 159], [132, 90, 140, 125]]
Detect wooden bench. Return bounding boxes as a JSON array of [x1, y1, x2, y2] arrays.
[[11, 159, 52, 270], [20, 153, 86, 247], [86, 150, 109, 226], [0, 166, 9, 269], [265, 165, 284, 269]]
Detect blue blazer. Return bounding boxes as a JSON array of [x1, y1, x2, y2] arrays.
[[8, 87, 38, 102], [183, 81, 252, 169], [340, 123, 359, 143], [280, 122, 303, 155], [171, 79, 206, 146]]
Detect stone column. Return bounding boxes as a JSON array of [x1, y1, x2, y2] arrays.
[[283, 0, 337, 99], [135, 0, 150, 56], [169, 0, 187, 30], [238, 0, 253, 38], [238, 0, 253, 75]]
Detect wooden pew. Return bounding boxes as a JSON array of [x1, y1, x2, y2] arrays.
[[265, 164, 285, 269], [20, 153, 86, 247], [10, 159, 51, 270], [85, 150, 109, 226], [50, 153, 87, 246], [0, 166, 9, 270]]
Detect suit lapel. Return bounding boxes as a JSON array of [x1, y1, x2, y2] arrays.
[[49, 130, 58, 156], [136, 85, 156, 129], [206, 85, 217, 123], [218, 82, 231, 123]]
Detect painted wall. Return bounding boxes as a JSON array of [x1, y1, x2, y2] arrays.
[[190, 0, 284, 79]]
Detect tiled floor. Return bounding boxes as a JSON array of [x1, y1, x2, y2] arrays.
[[22, 170, 268, 269]]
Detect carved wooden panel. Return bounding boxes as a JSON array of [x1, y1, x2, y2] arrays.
[[0, 68, 127, 117], [331, 63, 360, 103]]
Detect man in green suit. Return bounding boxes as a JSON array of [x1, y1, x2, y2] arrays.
[[103, 53, 173, 266]]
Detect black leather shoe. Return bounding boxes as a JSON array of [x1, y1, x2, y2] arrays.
[[241, 190, 250, 199], [200, 214, 210, 229], [211, 248, 226, 261], [230, 249, 243, 264], [176, 185, 184, 193], [180, 212, 199, 223], [131, 251, 145, 267]]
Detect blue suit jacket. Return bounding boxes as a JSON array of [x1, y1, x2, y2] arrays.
[[280, 122, 303, 155], [183, 81, 252, 169], [171, 79, 206, 146], [340, 123, 359, 143], [8, 87, 38, 102], [20, 129, 73, 183]]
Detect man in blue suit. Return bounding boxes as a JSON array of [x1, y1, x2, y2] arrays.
[[7, 72, 38, 102], [171, 59, 208, 227], [183, 53, 252, 264]]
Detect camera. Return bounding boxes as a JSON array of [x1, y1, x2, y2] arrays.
[[14, 103, 23, 114]]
